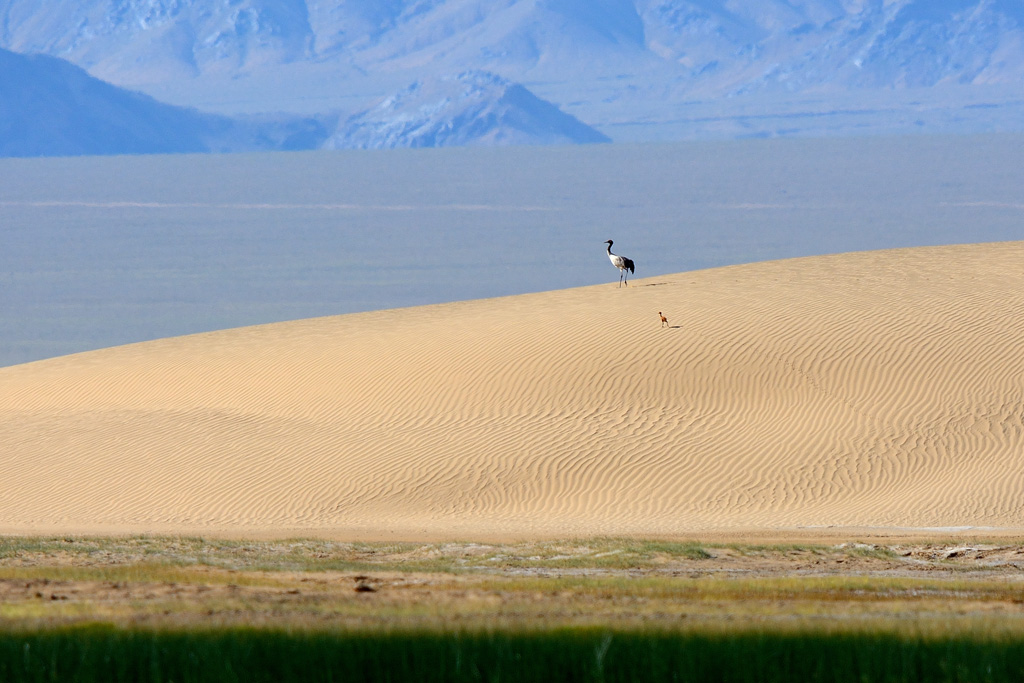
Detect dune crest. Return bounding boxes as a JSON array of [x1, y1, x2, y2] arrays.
[[3, 242, 1024, 539]]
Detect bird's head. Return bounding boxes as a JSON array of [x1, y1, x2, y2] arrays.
[[605, 240, 613, 246]]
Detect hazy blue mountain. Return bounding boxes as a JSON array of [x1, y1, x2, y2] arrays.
[[4, 1, 1021, 90], [1, 0, 1022, 141], [639, 0, 1024, 94], [0, 47, 328, 157], [0, 0, 316, 83], [0, 44, 607, 156], [328, 71, 610, 148], [0, 47, 211, 156], [0, 0, 652, 82], [613, 1, 1024, 138]]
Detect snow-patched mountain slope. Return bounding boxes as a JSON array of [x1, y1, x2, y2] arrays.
[[639, 0, 1024, 94], [1, 0, 1022, 141], [0, 0, 652, 83], [0, 47, 326, 157], [0, 0, 316, 83], [328, 71, 610, 148], [2, 0, 1021, 93], [0, 48, 599, 156]]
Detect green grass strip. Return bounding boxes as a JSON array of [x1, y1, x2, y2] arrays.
[[1, 625, 1023, 682]]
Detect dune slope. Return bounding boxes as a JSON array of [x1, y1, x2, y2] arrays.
[[2, 243, 1024, 538]]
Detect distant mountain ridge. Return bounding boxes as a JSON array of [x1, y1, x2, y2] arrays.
[[639, 0, 1024, 93], [0, 47, 331, 157], [331, 71, 611, 149], [1, 0, 1023, 145], [0, 47, 604, 156], [4, 1, 1022, 90]]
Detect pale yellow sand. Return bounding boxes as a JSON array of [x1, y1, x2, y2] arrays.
[[2, 242, 1024, 540]]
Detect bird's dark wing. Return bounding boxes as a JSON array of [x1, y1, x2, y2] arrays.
[[624, 257, 635, 274]]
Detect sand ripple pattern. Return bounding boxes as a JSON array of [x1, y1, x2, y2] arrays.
[[3, 242, 1024, 537]]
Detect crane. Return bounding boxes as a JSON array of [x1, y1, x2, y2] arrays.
[[605, 240, 634, 287]]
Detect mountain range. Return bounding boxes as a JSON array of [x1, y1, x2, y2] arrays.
[[0, 45, 606, 156], [0, 47, 332, 156], [1, 0, 1023, 155], [328, 71, 611, 148]]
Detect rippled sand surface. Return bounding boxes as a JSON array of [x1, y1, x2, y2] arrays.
[[3, 243, 1023, 539]]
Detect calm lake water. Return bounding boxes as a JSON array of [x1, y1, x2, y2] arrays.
[[1, 135, 1022, 366]]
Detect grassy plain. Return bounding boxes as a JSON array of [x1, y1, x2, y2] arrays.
[[1, 536, 1024, 681]]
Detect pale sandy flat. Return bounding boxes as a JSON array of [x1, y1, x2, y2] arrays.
[[2, 242, 1024, 541]]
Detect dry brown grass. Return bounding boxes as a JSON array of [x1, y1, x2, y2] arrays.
[[1, 536, 1023, 636]]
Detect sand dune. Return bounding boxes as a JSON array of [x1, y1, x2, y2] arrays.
[[2, 242, 1024, 539]]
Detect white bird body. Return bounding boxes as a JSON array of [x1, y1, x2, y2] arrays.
[[605, 240, 634, 287]]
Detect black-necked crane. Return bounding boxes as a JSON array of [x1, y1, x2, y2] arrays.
[[605, 240, 634, 287]]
